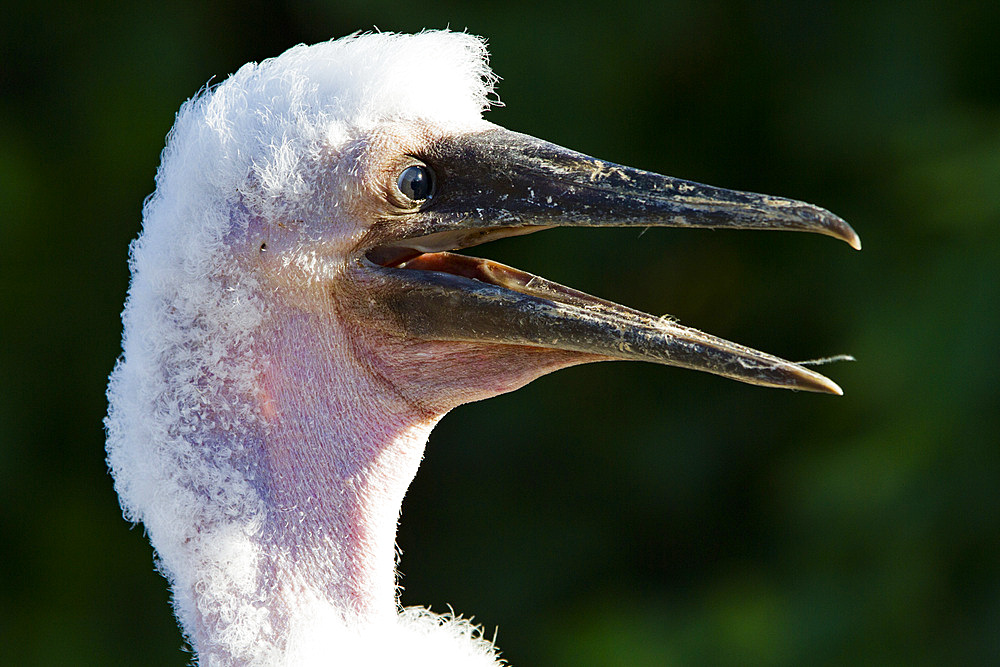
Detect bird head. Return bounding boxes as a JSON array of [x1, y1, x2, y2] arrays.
[[140, 31, 857, 423], [106, 30, 859, 663]]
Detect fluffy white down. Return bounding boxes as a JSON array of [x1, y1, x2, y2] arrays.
[[283, 607, 500, 667], [105, 31, 503, 665]]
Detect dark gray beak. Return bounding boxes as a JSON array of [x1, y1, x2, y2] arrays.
[[356, 127, 859, 394]]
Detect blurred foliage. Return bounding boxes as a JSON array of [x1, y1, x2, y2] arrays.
[[2, 0, 998, 665]]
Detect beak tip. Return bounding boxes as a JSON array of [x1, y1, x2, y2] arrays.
[[803, 372, 844, 396], [821, 211, 861, 250]]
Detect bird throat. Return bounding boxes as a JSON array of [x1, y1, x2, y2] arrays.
[[180, 273, 585, 662], [253, 307, 441, 624], [176, 303, 442, 663]]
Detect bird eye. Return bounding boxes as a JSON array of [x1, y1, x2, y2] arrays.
[[396, 164, 434, 202]]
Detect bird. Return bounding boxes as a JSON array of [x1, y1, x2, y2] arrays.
[[105, 30, 860, 666]]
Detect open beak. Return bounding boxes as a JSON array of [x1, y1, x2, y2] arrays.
[[357, 126, 860, 394]]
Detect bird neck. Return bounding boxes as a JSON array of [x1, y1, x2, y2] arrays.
[[254, 307, 441, 623], [259, 380, 436, 625], [175, 271, 588, 662], [182, 303, 444, 661]]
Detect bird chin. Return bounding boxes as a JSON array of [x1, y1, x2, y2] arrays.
[[369, 337, 604, 413]]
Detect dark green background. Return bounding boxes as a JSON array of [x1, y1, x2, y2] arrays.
[[3, 1, 998, 664]]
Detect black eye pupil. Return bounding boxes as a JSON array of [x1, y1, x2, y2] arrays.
[[397, 165, 433, 201]]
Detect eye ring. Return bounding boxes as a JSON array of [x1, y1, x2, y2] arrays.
[[396, 164, 435, 203]]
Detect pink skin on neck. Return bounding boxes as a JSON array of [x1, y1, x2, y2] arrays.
[[246, 297, 600, 628]]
